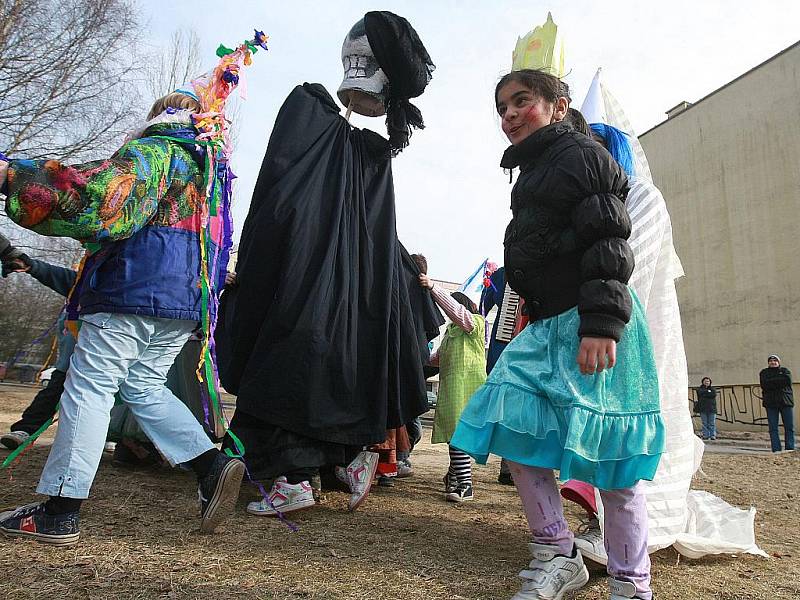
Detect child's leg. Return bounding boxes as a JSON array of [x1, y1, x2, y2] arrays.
[[599, 484, 652, 600], [448, 445, 472, 484], [507, 461, 573, 555]]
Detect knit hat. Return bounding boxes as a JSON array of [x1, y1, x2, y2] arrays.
[[768, 354, 781, 363]]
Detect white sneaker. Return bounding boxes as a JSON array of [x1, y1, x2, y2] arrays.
[[340, 451, 379, 511], [511, 542, 589, 600], [246, 476, 315, 516], [574, 516, 607, 565], [609, 578, 643, 599], [1, 431, 30, 450], [396, 459, 414, 478]]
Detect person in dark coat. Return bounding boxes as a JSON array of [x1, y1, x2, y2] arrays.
[[223, 11, 439, 517], [695, 377, 718, 441], [478, 265, 514, 485], [759, 355, 795, 452]]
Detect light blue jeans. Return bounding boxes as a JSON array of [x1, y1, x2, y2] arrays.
[[37, 313, 215, 499], [700, 411, 717, 439]]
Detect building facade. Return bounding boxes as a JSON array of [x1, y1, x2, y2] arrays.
[[640, 42, 800, 429]]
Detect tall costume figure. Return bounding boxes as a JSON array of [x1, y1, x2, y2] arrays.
[[222, 12, 441, 515], [568, 70, 764, 560]]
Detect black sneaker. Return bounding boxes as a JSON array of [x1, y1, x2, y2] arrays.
[[197, 453, 245, 533], [446, 483, 474, 503], [112, 440, 163, 470], [377, 475, 395, 487], [0, 502, 80, 546]]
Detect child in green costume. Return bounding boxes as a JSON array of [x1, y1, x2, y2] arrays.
[[418, 273, 486, 503]]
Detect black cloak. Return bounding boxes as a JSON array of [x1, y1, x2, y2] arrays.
[[220, 83, 442, 475]]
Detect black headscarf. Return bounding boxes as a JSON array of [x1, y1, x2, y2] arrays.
[[364, 11, 434, 155]]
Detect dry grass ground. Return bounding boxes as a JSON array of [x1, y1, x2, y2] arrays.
[[1, 383, 798, 600]]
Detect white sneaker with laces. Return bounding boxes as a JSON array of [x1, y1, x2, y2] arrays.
[[340, 451, 379, 511], [1, 430, 29, 450], [609, 578, 643, 599], [511, 542, 589, 600], [573, 516, 608, 565], [246, 476, 315, 516]]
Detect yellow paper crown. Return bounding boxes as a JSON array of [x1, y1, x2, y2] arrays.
[[511, 12, 565, 77]]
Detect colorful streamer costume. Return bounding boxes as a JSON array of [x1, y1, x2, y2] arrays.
[[0, 32, 268, 544]]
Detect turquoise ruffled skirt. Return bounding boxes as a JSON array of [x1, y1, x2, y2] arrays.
[[450, 290, 665, 490]]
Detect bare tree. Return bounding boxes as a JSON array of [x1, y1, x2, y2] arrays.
[[145, 29, 202, 100], [0, 0, 144, 367], [143, 28, 242, 148], [0, 0, 144, 162], [0, 271, 65, 365]]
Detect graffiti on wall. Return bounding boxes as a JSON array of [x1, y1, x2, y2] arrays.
[[689, 384, 769, 427]]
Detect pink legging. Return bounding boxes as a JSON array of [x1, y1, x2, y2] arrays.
[[508, 461, 652, 600]]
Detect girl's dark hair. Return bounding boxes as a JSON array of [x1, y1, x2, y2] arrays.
[[495, 69, 567, 107], [702, 376, 712, 385], [451, 291, 478, 314], [566, 107, 589, 136], [411, 253, 428, 274]]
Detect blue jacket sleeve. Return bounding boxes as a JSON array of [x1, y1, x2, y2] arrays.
[[26, 258, 78, 298]]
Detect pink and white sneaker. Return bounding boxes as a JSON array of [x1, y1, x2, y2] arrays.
[[335, 451, 379, 511], [246, 476, 315, 517]]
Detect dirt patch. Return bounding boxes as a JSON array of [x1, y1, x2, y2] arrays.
[[0, 384, 798, 599]]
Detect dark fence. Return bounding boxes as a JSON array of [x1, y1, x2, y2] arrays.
[[688, 383, 800, 427]]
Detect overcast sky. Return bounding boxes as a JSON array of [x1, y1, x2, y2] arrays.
[[141, 0, 800, 283]]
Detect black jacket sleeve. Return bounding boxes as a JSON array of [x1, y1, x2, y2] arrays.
[[566, 146, 634, 341], [761, 367, 792, 390], [27, 258, 78, 298]]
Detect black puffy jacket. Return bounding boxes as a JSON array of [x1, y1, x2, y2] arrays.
[[760, 367, 794, 408], [695, 385, 717, 413], [501, 123, 633, 341]]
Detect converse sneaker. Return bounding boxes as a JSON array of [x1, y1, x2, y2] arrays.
[[340, 451, 379, 511], [0, 502, 80, 546], [446, 482, 474, 503], [574, 516, 607, 565], [609, 577, 646, 599], [511, 543, 589, 600], [442, 472, 457, 494], [197, 453, 245, 533], [1, 430, 30, 451], [247, 476, 315, 516]]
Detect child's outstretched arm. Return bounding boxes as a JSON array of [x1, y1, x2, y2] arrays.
[[419, 274, 474, 333], [4, 137, 196, 243]]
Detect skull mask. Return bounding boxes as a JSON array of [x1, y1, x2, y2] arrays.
[[337, 18, 388, 117]]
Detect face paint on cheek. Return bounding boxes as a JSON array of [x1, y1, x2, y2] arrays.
[[520, 104, 537, 124]]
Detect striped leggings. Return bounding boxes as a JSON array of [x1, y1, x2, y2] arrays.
[[448, 445, 472, 484]]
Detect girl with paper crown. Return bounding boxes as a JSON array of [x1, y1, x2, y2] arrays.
[[448, 19, 664, 598]]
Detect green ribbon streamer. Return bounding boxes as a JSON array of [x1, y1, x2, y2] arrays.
[[2, 403, 58, 468]]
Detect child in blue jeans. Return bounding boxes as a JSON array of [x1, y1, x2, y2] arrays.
[[0, 90, 244, 545]]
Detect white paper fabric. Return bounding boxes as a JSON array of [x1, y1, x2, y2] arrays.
[[595, 177, 765, 558]]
